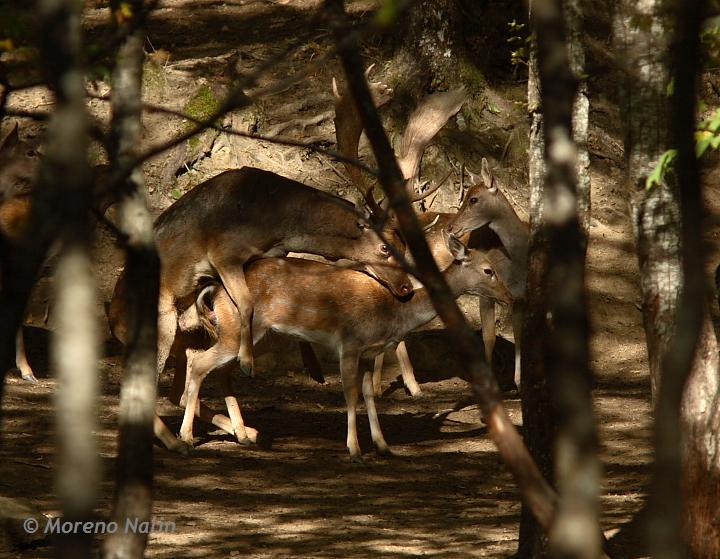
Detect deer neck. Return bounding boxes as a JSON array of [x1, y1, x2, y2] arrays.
[[393, 263, 466, 333], [283, 196, 361, 258], [489, 212, 529, 264]]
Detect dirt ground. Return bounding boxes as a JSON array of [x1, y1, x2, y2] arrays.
[[3, 0, 712, 557]]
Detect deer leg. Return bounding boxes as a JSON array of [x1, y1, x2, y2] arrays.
[[396, 340, 421, 396], [299, 341, 325, 384], [215, 264, 255, 377], [153, 293, 195, 454], [372, 352, 385, 397], [217, 368, 257, 444], [15, 328, 37, 383], [339, 350, 363, 462], [479, 297, 496, 366], [511, 300, 525, 390], [178, 344, 237, 446], [362, 370, 391, 456]]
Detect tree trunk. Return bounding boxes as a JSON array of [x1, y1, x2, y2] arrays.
[[519, 1, 598, 557], [615, 1, 720, 556], [36, 0, 99, 557], [517, 2, 553, 555], [401, 0, 462, 90], [103, 2, 159, 558]]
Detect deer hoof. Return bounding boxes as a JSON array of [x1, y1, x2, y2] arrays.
[[376, 445, 395, 458], [407, 386, 423, 398], [20, 372, 39, 384], [172, 437, 195, 455], [239, 426, 258, 444], [350, 453, 365, 465], [238, 361, 255, 378]]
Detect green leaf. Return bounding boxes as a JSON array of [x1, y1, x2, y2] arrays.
[[646, 149, 677, 189], [666, 78, 675, 97], [171, 188, 183, 200]]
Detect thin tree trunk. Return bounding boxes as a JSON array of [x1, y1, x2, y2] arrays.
[[328, 0, 558, 532], [518, 2, 553, 555], [35, 0, 99, 557], [104, 2, 159, 558], [533, 1, 600, 558], [649, 2, 708, 557]]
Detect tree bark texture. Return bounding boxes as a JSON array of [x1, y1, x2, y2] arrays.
[[35, 0, 99, 557], [104, 2, 160, 558], [615, 1, 720, 556], [401, 0, 462, 90], [518, 3, 553, 556], [328, 0, 559, 535], [533, 0, 600, 557], [613, 0, 676, 403]]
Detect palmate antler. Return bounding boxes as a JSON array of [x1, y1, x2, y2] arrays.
[[333, 69, 467, 216], [333, 65, 391, 216]]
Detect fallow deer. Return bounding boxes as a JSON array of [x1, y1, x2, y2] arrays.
[[178, 235, 512, 461], [446, 158, 529, 389], [1, 124, 115, 384], [0, 124, 40, 382], [370, 211, 513, 397]]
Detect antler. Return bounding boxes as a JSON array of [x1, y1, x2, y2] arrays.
[[333, 65, 392, 217], [397, 87, 467, 200]]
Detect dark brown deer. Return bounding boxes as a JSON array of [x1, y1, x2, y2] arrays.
[[446, 158, 529, 389], [1, 124, 115, 383], [178, 235, 511, 461]]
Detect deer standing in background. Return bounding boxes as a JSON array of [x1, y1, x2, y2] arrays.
[[1, 124, 116, 384], [446, 158, 529, 389], [371, 211, 513, 397], [178, 235, 512, 461], [0, 124, 41, 383]]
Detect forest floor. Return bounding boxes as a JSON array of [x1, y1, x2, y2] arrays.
[[4, 0, 719, 558]]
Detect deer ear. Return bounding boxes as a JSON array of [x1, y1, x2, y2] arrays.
[[422, 214, 440, 233], [481, 158, 496, 192], [444, 230, 470, 262]]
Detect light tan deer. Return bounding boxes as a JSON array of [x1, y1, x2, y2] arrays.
[[177, 235, 511, 461], [446, 158, 529, 389], [106, 168, 414, 452]]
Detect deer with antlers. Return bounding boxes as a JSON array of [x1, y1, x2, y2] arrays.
[[108, 70, 443, 454], [176, 234, 511, 460]]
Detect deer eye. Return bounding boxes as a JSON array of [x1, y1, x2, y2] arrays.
[[483, 267, 494, 277], [380, 244, 390, 256], [469, 197, 478, 204]]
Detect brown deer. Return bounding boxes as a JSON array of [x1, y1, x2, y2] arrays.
[[1, 125, 45, 383], [370, 211, 513, 397], [177, 235, 511, 461], [1, 124, 115, 383], [446, 158, 529, 389]]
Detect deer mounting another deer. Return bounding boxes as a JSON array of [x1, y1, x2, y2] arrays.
[[176, 234, 511, 461], [446, 158, 529, 390], [108, 168, 413, 454]]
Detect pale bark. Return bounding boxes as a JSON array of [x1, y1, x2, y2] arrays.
[[533, 0, 600, 556], [36, 0, 99, 556]]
